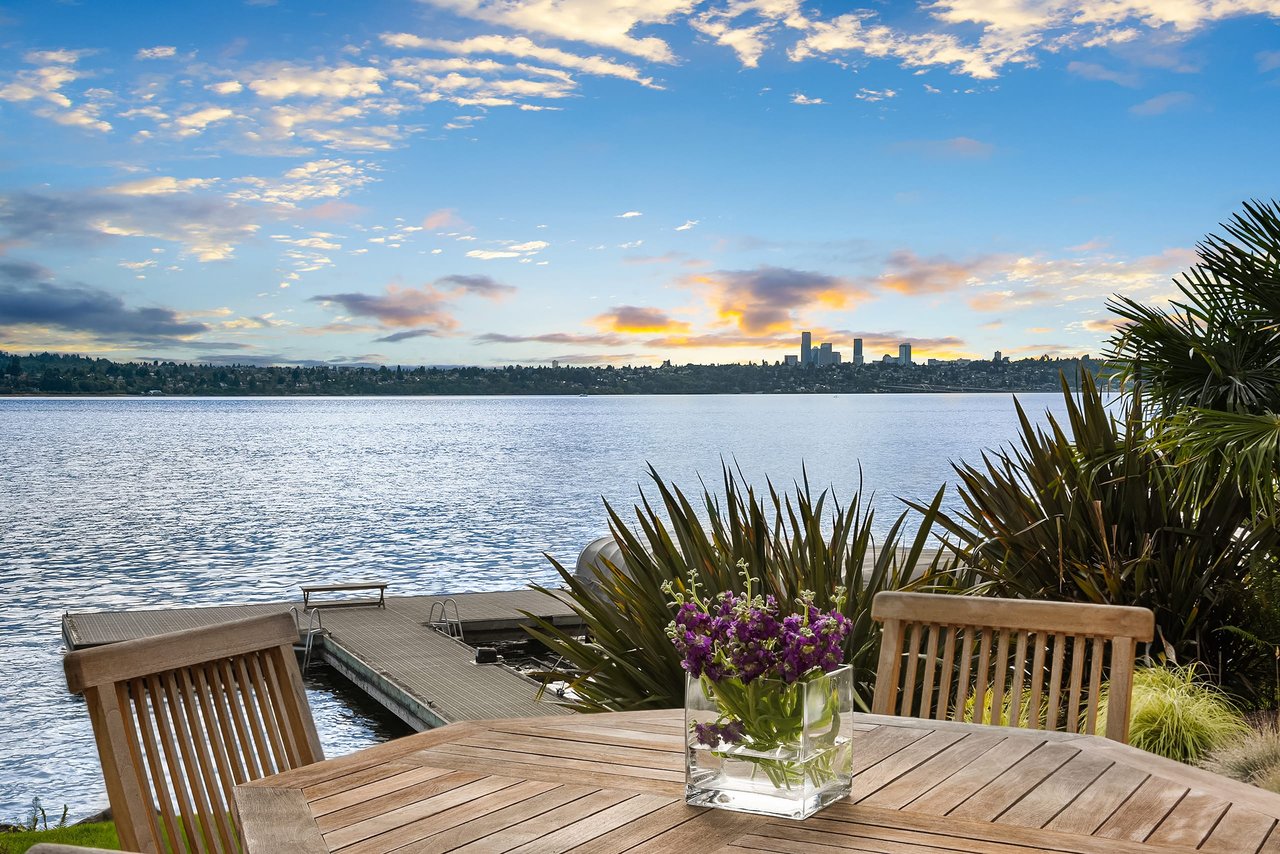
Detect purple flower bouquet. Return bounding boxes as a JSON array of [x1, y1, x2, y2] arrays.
[[665, 563, 855, 820]]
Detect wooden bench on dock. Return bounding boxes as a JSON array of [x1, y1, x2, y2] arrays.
[[301, 581, 387, 609]]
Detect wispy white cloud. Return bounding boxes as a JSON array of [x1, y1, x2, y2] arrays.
[[616, 210, 643, 218], [107, 176, 219, 196], [382, 32, 660, 88], [675, 219, 699, 231], [135, 46, 177, 60], [1129, 90, 1194, 116], [791, 92, 823, 104], [424, 0, 693, 63]]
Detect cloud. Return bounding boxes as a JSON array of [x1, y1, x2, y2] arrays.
[[0, 259, 208, 341], [683, 266, 871, 334], [136, 46, 177, 60], [0, 189, 260, 261], [382, 32, 660, 87], [208, 80, 244, 95], [434, 273, 516, 297], [1130, 90, 1194, 116], [616, 210, 643, 218], [1260, 50, 1280, 72], [107, 176, 219, 196], [1079, 317, 1124, 333], [594, 305, 691, 334], [876, 250, 998, 294], [891, 136, 995, 158], [174, 107, 235, 135], [426, 0, 691, 62], [310, 273, 514, 339], [855, 87, 896, 102], [467, 249, 522, 259], [508, 240, 549, 252], [248, 65, 385, 99], [424, 208, 465, 229], [475, 331, 627, 345], [791, 93, 824, 105], [231, 159, 377, 206], [674, 219, 699, 231], [0, 50, 112, 133], [1067, 61, 1139, 86]]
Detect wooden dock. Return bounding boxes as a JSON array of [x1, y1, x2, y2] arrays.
[[62, 590, 583, 729]]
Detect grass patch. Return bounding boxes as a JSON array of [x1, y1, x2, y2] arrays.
[[0, 822, 119, 854]]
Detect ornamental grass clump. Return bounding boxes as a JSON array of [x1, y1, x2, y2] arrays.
[[1099, 665, 1248, 763], [1201, 725, 1280, 793]]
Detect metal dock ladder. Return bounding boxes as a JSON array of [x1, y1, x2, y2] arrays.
[[427, 598, 464, 642], [290, 606, 326, 668]]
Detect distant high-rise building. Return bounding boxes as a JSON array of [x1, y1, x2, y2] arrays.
[[551, 360, 560, 369], [784, 354, 798, 366], [831, 351, 842, 364], [994, 350, 1003, 363], [898, 343, 912, 366], [819, 342, 833, 366], [853, 338, 864, 366], [801, 331, 812, 366]]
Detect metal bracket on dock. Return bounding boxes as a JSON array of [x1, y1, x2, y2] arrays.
[[427, 598, 464, 642], [290, 606, 326, 668]]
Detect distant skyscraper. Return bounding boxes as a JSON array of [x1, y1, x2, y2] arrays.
[[801, 331, 812, 366], [853, 338, 864, 366], [898, 343, 912, 366], [819, 342, 832, 366], [784, 354, 798, 366], [994, 350, 1003, 362]]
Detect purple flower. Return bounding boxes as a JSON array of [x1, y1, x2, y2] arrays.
[[692, 719, 746, 747], [665, 568, 849, 684]]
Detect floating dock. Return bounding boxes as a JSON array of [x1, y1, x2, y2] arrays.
[[62, 590, 584, 730]]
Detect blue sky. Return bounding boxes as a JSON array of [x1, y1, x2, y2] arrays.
[[1, 0, 1277, 367]]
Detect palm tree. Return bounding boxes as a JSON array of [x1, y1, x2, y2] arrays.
[[1107, 200, 1280, 515]]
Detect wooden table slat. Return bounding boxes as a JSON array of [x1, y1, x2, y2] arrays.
[[232, 709, 1280, 854], [1095, 776, 1188, 843], [1200, 804, 1277, 854]]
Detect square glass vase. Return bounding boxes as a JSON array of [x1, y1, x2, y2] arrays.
[[684, 664, 854, 820]]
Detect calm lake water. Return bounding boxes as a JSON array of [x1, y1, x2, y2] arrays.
[[0, 393, 1074, 820]]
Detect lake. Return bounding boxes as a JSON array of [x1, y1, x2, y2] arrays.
[[0, 392, 1074, 820]]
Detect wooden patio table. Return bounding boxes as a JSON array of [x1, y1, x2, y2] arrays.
[[234, 709, 1280, 854]]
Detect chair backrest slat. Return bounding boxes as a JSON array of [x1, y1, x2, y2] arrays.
[[65, 613, 323, 853], [870, 592, 1154, 743]]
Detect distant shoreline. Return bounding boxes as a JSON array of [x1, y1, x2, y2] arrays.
[[1, 352, 1111, 398]]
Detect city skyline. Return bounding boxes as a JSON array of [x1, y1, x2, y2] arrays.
[[1, 2, 1278, 367]]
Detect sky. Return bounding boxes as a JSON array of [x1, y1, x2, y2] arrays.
[[1, 1, 1278, 368]]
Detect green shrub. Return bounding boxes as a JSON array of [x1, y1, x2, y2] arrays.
[[523, 464, 953, 711], [1201, 724, 1280, 792], [1099, 666, 1248, 763]]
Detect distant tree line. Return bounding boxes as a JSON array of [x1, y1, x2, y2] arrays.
[[0, 351, 1109, 396]]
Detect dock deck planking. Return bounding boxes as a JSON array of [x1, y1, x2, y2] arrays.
[[62, 590, 580, 726]]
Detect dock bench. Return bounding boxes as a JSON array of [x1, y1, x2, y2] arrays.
[[301, 582, 388, 609]]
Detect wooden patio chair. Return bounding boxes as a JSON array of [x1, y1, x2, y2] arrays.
[[64, 613, 324, 854], [870, 591, 1155, 743]]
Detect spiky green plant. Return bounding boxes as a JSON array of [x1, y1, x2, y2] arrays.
[[522, 464, 952, 712], [917, 372, 1262, 688], [1098, 666, 1248, 763]]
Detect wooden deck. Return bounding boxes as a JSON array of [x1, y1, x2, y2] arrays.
[[236, 709, 1280, 854], [62, 590, 581, 727]]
